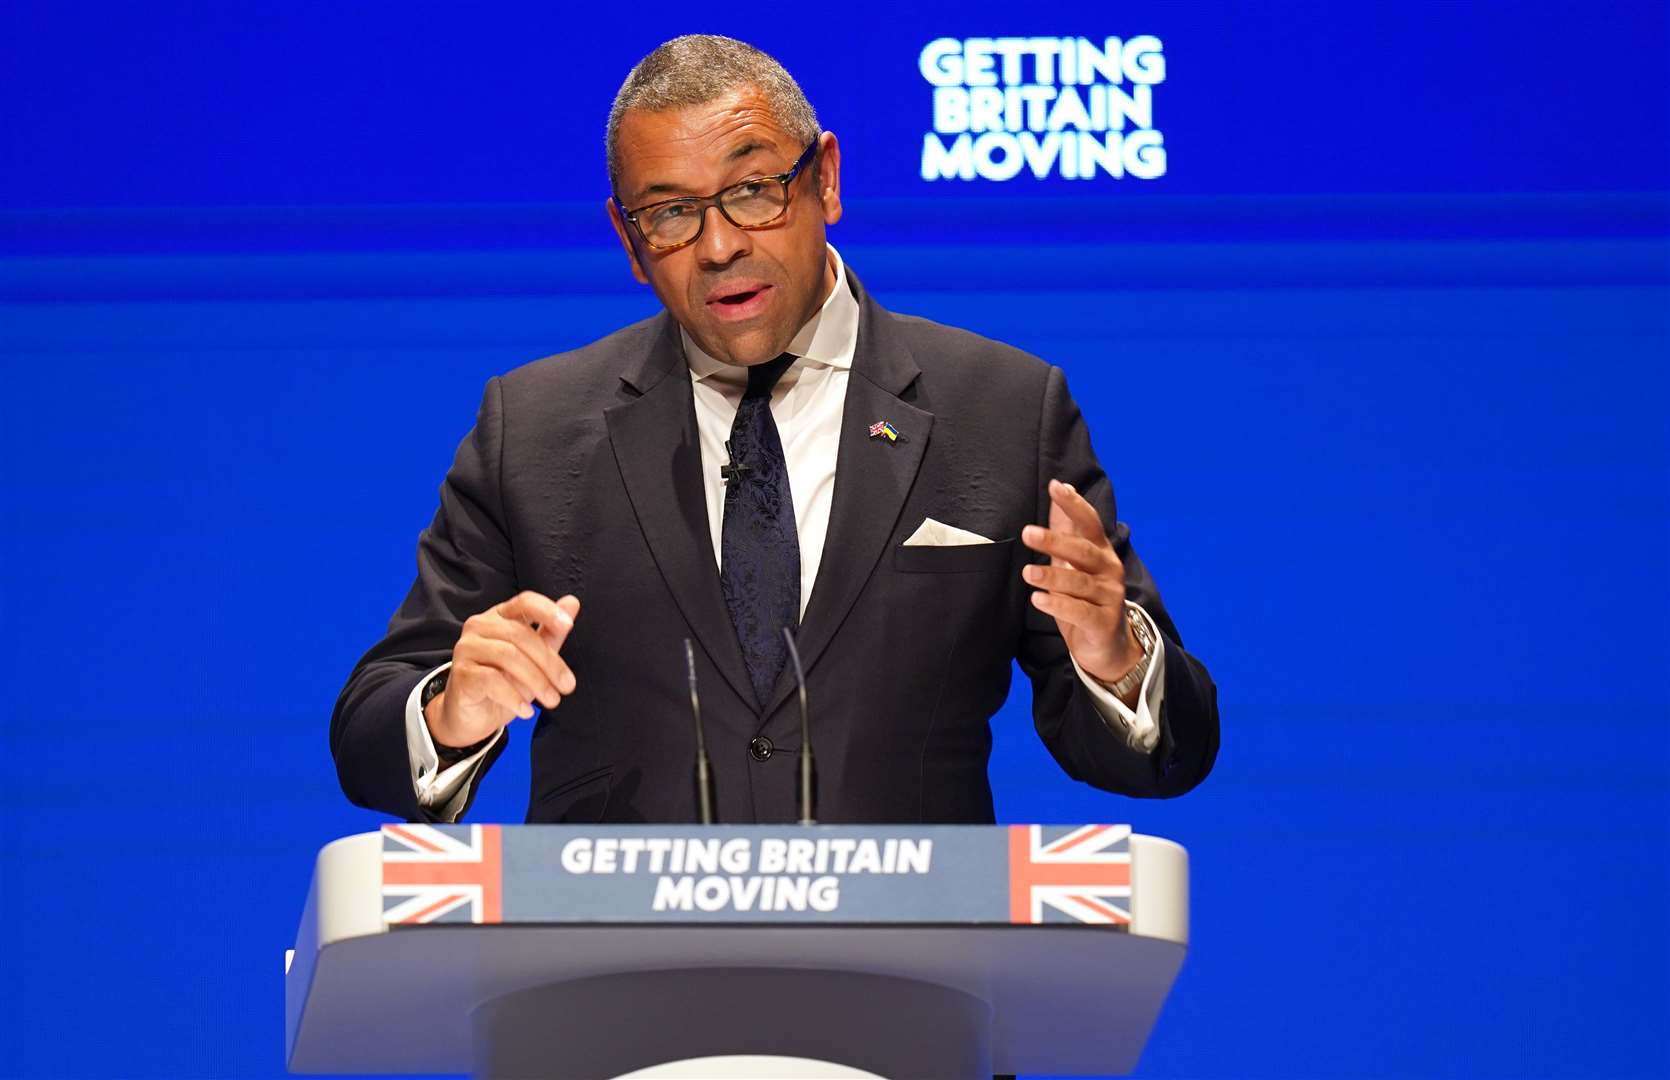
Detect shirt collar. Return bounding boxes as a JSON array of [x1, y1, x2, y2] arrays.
[[682, 244, 858, 383]]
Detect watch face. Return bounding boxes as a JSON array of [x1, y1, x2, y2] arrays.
[[422, 671, 448, 707]]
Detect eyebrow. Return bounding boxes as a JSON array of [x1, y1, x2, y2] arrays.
[[631, 141, 775, 203]]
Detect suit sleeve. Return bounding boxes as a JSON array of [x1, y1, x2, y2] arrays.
[[329, 377, 517, 821], [1015, 365, 1220, 798]]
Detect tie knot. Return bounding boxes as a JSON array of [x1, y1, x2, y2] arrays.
[[745, 353, 797, 400]]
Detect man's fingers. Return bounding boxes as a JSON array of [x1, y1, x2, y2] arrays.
[[1048, 479, 1110, 545], [1021, 525, 1113, 573], [545, 654, 576, 697], [479, 671, 535, 722], [496, 590, 558, 628], [487, 591, 581, 691], [1047, 495, 1075, 551], [1045, 499, 1076, 569], [476, 638, 561, 709], [538, 594, 582, 655], [494, 620, 577, 697], [498, 590, 582, 655], [444, 592, 584, 740], [1029, 589, 1115, 635], [456, 658, 537, 722], [1022, 563, 1123, 608]]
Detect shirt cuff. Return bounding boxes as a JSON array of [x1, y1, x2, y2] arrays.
[[404, 661, 502, 822], [1069, 602, 1167, 754]]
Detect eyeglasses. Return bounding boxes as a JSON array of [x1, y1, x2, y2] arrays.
[[615, 138, 820, 252]]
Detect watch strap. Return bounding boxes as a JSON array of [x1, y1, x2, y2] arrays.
[[1107, 604, 1157, 701]]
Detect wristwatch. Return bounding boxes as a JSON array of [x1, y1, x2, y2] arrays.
[[421, 668, 494, 766], [1107, 605, 1156, 701], [420, 666, 449, 713]]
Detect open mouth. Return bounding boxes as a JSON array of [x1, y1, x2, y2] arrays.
[[705, 282, 773, 321]]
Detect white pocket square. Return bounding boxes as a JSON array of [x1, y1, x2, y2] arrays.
[[903, 518, 995, 547]]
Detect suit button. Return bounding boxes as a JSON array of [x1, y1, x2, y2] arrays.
[[749, 736, 774, 762]]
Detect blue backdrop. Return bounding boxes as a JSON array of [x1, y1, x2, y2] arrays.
[[2, 2, 1666, 1078]]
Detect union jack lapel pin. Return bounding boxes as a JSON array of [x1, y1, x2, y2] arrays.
[[868, 419, 901, 443]]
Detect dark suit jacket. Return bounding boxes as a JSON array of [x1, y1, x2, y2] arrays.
[[331, 267, 1218, 824]]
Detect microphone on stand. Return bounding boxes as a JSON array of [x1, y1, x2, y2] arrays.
[[781, 627, 815, 825], [684, 639, 715, 825]]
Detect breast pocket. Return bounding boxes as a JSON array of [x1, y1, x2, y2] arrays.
[[893, 538, 1016, 574]]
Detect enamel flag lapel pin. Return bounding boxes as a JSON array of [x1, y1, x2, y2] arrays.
[[868, 419, 901, 443]]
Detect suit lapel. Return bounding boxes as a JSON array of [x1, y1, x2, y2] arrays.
[[763, 274, 934, 718], [604, 316, 758, 709]]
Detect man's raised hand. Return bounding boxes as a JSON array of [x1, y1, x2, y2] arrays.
[[425, 591, 581, 750], [1020, 479, 1143, 690]]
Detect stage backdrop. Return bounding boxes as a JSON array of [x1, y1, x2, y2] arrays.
[[2, 2, 1666, 1078]]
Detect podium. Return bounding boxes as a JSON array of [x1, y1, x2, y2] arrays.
[[285, 825, 1188, 1078]]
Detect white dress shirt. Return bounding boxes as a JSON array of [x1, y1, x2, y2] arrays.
[[406, 245, 1165, 820]]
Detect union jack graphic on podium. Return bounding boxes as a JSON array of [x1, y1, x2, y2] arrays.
[[380, 824, 503, 925], [1007, 824, 1132, 927]]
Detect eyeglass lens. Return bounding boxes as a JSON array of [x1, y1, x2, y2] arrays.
[[641, 180, 789, 248]]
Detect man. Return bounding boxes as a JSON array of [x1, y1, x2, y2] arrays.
[[331, 35, 1218, 825]]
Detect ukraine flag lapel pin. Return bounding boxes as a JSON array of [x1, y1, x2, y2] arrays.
[[867, 419, 901, 443]]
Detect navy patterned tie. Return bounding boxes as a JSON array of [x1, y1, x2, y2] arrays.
[[720, 352, 801, 708]]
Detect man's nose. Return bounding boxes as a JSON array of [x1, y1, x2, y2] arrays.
[[693, 204, 749, 268]]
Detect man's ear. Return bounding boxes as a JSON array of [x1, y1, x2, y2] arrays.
[[814, 131, 843, 227], [605, 197, 651, 285]]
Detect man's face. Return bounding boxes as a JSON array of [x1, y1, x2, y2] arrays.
[[608, 87, 843, 367]]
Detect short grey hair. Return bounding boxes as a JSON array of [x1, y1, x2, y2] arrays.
[[606, 35, 821, 194]]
